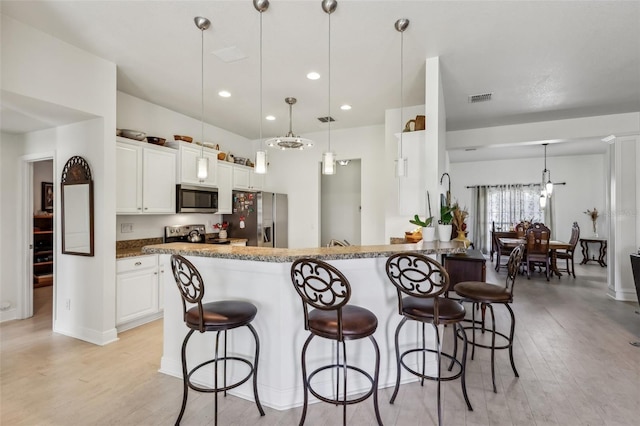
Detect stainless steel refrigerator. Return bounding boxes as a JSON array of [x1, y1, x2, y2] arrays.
[[223, 191, 288, 248]]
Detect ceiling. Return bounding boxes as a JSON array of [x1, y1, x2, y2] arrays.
[[1, 0, 639, 161]]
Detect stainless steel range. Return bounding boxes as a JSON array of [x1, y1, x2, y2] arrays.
[[164, 224, 231, 245]]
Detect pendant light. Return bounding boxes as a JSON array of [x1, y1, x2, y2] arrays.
[[194, 16, 210, 181], [539, 143, 552, 208], [395, 18, 409, 178], [254, 0, 269, 174], [321, 0, 337, 175]]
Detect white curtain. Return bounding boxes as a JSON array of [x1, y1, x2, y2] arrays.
[[471, 186, 489, 254]]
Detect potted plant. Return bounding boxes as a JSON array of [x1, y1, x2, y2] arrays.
[[438, 205, 454, 242], [410, 214, 435, 242]]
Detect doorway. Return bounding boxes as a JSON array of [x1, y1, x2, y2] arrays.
[[320, 159, 362, 247], [23, 157, 55, 320]]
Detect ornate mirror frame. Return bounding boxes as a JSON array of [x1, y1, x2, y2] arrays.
[[60, 156, 95, 256]]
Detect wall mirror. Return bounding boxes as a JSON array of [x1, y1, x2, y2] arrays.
[[61, 156, 94, 256]]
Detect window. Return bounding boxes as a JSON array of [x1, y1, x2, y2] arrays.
[[488, 184, 543, 231]]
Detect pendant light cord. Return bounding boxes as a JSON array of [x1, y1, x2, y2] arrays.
[[259, 11, 263, 147], [399, 29, 404, 158], [200, 26, 204, 157], [328, 11, 331, 153]]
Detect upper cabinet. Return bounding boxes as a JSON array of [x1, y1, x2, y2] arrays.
[[176, 142, 219, 187], [233, 164, 264, 191], [116, 138, 176, 214], [217, 162, 233, 214]]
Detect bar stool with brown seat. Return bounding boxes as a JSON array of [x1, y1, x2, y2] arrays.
[[453, 245, 524, 393], [290, 258, 383, 426], [170, 254, 265, 425], [385, 253, 472, 426]]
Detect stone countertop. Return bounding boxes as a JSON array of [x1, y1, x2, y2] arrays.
[[116, 237, 249, 259], [141, 240, 466, 263]]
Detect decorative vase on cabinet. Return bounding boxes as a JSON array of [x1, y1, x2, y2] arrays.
[[422, 226, 436, 242], [438, 224, 452, 242]]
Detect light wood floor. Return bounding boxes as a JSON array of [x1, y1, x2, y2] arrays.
[[2, 262, 639, 425]]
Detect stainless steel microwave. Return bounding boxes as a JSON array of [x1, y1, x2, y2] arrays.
[[176, 185, 218, 213]]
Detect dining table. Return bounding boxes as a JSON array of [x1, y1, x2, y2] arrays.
[[498, 237, 572, 278]]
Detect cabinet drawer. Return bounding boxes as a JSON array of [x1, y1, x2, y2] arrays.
[[117, 255, 157, 273]]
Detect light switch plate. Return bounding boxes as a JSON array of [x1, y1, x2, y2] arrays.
[[121, 223, 134, 233]]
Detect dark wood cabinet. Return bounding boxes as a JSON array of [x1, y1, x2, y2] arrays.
[[33, 214, 54, 287], [443, 249, 486, 294]]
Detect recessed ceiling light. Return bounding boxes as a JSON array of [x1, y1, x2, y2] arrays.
[[218, 90, 231, 98], [265, 115, 275, 121], [307, 72, 321, 80], [340, 104, 352, 111]]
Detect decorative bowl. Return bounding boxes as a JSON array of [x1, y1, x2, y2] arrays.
[[217, 152, 227, 161], [146, 137, 166, 146], [174, 135, 193, 143], [120, 129, 146, 141]]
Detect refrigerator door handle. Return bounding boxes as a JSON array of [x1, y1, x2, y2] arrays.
[[263, 226, 272, 244]]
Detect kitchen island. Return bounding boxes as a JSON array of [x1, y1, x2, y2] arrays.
[[142, 241, 465, 410]]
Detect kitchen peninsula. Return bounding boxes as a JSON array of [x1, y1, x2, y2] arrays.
[[143, 241, 465, 410]]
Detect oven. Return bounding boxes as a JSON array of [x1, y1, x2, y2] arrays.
[[164, 224, 231, 245], [176, 185, 218, 213]]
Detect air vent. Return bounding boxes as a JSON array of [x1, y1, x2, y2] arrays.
[[317, 116, 335, 123], [468, 93, 493, 103]]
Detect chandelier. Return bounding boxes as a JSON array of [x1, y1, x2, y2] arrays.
[[266, 97, 314, 150]]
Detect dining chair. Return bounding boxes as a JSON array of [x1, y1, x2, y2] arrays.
[[556, 222, 580, 277], [515, 222, 526, 238], [524, 224, 551, 280]]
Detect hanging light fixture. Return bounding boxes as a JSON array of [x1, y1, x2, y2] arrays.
[[395, 18, 409, 177], [321, 0, 337, 175], [539, 143, 553, 208], [265, 97, 313, 150], [194, 16, 210, 181], [254, 0, 269, 174]]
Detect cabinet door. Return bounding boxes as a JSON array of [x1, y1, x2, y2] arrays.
[[180, 144, 218, 187], [116, 266, 159, 325], [116, 143, 143, 213], [217, 162, 233, 214], [143, 148, 176, 213], [250, 171, 264, 191], [233, 166, 250, 190]]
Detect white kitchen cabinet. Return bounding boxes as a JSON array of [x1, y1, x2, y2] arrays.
[[116, 255, 162, 331], [177, 142, 219, 187], [116, 139, 176, 214], [217, 162, 233, 214], [397, 131, 426, 216], [233, 164, 264, 191]]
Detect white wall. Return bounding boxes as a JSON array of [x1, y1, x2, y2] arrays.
[[117, 92, 252, 159], [0, 132, 22, 321], [1, 15, 117, 344], [267, 125, 386, 248], [450, 154, 606, 245]]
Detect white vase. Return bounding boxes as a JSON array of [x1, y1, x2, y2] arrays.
[[438, 224, 452, 242], [219, 229, 228, 239], [422, 226, 436, 242]]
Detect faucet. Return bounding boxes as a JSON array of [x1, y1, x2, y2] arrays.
[[440, 173, 451, 207]]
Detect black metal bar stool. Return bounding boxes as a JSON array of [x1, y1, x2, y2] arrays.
[[170, 254, 265, 425], [385, 252, 472, 426], [453, 245, 524, 393], [290, 258, 383, 426]]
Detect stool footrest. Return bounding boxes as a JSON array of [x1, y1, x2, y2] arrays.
[[187, 356, 254, 394], [457, 325, 512, 351], [399, 348, 464, 382], [307, 363, 375, 406]]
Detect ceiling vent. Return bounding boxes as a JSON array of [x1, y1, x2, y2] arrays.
[[468, 92, 493, 103], [317, 116, 335, 123]]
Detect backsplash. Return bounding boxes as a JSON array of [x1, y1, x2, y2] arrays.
[[116, 213, 222, 241]]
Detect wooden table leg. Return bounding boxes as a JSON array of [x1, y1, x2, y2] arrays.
[[580, 240, 589, 265], [598, 241, 607, 267], [550, 249, 562, 278]]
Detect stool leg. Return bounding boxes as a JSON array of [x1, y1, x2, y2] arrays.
[[247, 324, 265, 416], [488, 305, 497, 393], [448, 322, 457, 372], [369, 335, 383, 426], [389, 317, 408, 404], [458, 322, 473, 411], [471, 303, 477, 360], [335, 341, 340, 406], [341, 340, 347, 426], [223, 329, 227, 398], [421, 322, 426, 386], [432, 323, 443, 426], [214, 330, 221, 425], [505, 303, 519, 378], [176, 329, 195, 426], [299, 333, 315, 426]]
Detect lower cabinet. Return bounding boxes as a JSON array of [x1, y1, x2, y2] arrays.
[[116, 255, 165, 331]]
